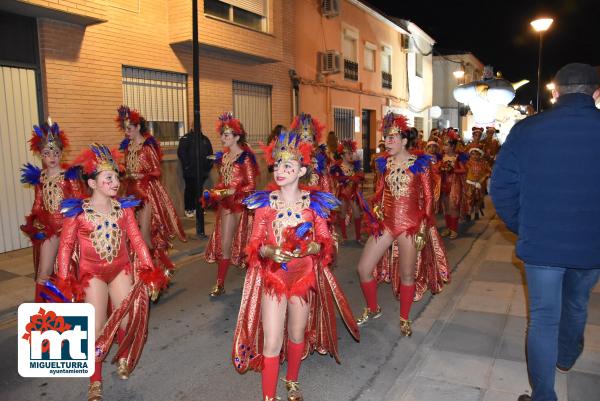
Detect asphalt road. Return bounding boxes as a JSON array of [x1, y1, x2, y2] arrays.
[[0, 215, 492, 401]]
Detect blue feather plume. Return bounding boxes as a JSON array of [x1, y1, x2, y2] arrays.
[[20, 163, 42, 185], [243, 191, 271, 210], [295, 222, 313, 238], [33, 125, 44, 138], [42, 280, 71, 303], [60, 198, 84, 217], [458, 152, 470, 163], [409, 154, 433, 175], [118, 196, 140, 209], [314, 152, 326, 174], [353, 159, 362, 172], [64, 165, 81, 181], [375, 156, 387, 174], [33, 232, 46, 241], [214, 151, 224, 164], [310, 191, 341, 218], [119, 137, 130, 151]]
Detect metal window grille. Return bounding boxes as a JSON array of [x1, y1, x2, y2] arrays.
[[344, 59, 358, 81], [334, 107, 355, 141], [233, 81, 272, 145], [122, 66, 188, 146], [382, 71, 392, 89]]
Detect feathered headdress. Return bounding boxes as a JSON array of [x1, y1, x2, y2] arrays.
[[216, 112, 244, 137], [261, 130, 313, 167], [29, 118, 69, 154], [115, 105, 141, 130], [289, 113, 325, 144], [73, 143, 121, 177], [445, 130, 460, 144], [337, 140, 357, 154], [380, 111, 409, 136]]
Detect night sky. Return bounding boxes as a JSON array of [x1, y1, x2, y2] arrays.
[[367, 0, 600, 107]]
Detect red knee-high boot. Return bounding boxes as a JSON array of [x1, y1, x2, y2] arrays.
[[285, 340, 305, 382], [354, 218, 362, 242], [34, 283, 44, 303], [262, 355, 280, 399], [399, 284, 416, 320], [359, 279, 379, 312], [90, 360, 103, 383], [449, 216, 459, 234], [216, 258, 230, 286]]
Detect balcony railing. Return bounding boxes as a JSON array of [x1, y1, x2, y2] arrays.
[[382, 71, 392, 89], [344, 59, 358, 81]]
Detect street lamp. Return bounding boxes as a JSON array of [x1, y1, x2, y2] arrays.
[[453, 67, 465, 132], [530, 17, 553, 112]]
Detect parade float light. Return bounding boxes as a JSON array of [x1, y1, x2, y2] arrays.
[[546, 82, 555, 91], [530, 18, 554, 112], [453, 69, 465, 80]]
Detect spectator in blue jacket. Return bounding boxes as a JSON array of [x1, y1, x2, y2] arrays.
[[491, 63, 600, 401]]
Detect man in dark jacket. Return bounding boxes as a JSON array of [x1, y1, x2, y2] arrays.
[[491, 63, 600, 401], [177, 128, 213, 237]]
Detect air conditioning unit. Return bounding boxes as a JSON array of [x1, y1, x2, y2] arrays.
[[318, 50, 341, 75], [322, 0, 340, 18]]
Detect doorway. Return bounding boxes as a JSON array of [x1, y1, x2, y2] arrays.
[[361, 109, 375, 172]]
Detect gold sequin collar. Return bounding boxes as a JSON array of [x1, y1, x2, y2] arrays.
[[82, 199, 123, 263]]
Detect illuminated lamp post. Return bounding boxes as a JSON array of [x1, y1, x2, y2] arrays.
[[530, 18, 553, 112]]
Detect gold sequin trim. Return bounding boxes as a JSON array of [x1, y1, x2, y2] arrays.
[[82, 199, 123, 263], [340, 163, 355, 177], [269, 190, 310, 245], [125, 140, 142, 174], [41, 171, 65, 213], [221, 151, 239, 186], [385, 156, 416, 199]]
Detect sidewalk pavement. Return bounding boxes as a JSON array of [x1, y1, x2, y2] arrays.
[[379, 217, 600, 401]]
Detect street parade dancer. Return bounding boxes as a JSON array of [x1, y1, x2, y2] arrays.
[[424, 140, 443, 215], [289, 112, 333, 193], [20, 119, 85, 302], [464, 147, 491, 220], [116, 106, 186, 278], [232, 129, 359, 401], [56, 143, 168, 401], [355, 112, 450, 336], [203, 112, 258, 296], [440, 130, 468, 239], [330, 140, 366, 244]]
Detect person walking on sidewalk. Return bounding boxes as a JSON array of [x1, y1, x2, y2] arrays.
[[177, 127, 214, 234], [491, 63, 600, 401]]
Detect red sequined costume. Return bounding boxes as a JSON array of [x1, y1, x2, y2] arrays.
[[440, 145, 468, 232], [20, 121, 85, 302], [117, 107, 186, 272], [232, 189, 359, 371], [203, 146, 259, 266], [371, 153, 451, 301], [57, 144, 168, 379], [330, 141, 366, 242], [424, 142, 443, 215], [464, 148, 491, 215]]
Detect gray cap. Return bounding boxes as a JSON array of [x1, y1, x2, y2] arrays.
[[554, 63, 600, 86]]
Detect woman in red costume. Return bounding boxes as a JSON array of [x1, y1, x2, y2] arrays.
[[440, 131, 468, 239], [203, 112, 259, 296], [355, 112, 450, 336], [233, 130, 359, 401], [20, 119, 84, 302], [116, 106, 186, 276], [464, 147, 491, 220], [56, 143, 168, 401], [289, 113, 333, 193], [330, 140, 366, 244], [424, 140, 443, 215]]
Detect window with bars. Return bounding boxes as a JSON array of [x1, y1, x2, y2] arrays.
[[414, 116, 424, 131], [204, 0, 267, 32], [333, 107, 355, 141], [415, 52, 423, 78], [233, 80, 272, 145], [122, 66, 188, 146]]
